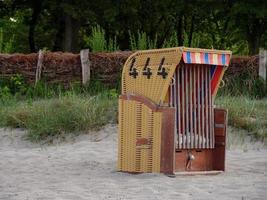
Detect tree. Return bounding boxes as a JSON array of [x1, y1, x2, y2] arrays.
[[0, 0, 266, 54], [231, 0, 267, 54]]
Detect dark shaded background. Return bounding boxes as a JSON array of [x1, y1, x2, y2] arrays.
[[0, 0, 266, 55]]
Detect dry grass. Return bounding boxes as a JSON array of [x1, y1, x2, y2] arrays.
[[0, 92, 117, 142], [216, 96, 267, 144]]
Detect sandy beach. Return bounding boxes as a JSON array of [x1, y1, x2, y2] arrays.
[[0, 125, 266, 200]]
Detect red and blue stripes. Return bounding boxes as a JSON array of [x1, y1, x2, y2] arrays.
[[210, 65, 223, 94], [183, 51, 230, 66]]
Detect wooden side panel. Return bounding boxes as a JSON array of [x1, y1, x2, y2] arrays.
[[175, 151, 187, 171], [213, 108, 227, 171], [160, 107, 175, 174], [118, 94, 171, 173], [190, 150, 213, 171]]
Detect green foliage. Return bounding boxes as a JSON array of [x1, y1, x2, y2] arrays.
[[108, 88, 118, 98], [84, 25, 106, 52], [82, 79, 109, 95], [84, 25, 119, 52], [0, 27, 14, 53], [26, 82, 61, 99], [129, 30, 146, 50], [163, 32, 178, 48], [0, 74, 27, 97], [107, 36, 119, 52], [252, 78, 267, 98], [9, 74, 27, 94], [148, 34, 158, 49], [0, 86, 11, 101], [0, 9, 30, 53], [190, 33, 201, 48], [0, 27, 3, 53], [129, 30, 157, 50], [182, 31, 189, 47], [0, 74, 115, 101]]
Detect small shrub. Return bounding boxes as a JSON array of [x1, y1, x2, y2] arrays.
[[0, 74, 27, 95], [148, 34, 158, 49], [0, 86, 11, 99], [129, 30, 146, 50], [162, 31, 178, 48], [129, 30, 157, 50], [84, 25, 119, 52], [85, 25, 106, 52], [107, 36, 119, 52]]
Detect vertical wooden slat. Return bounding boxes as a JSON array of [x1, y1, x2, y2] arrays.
[[173, 71, 177, 148], [197, 65, 200, 149], [181, 65, 185, 149], [193, 65, 197, 148], [170, 80, 173, 107], [177, 68, 180, 149], [212, 70, 215, 148], [205, 66, 209, 148], [207, 66, 212, 148], [189, 65, 193, 148], [209, 67, 214, 148], [201, 66, 205, 148], [191, 65, 196, 148], [206, 66, 208, 148], [185, 65, 189, 148]]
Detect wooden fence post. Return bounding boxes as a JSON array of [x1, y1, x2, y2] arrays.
[[259, 49, 267, 85], [80, 49, 91, 85], [35, 49, 44, 85]]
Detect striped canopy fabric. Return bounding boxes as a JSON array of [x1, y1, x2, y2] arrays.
[[182, 51, 231, 66], [182, 50, 231, 96]]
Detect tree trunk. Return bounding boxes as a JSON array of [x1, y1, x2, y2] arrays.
[[247, 19, 262, 55], [63, 14, 81, 52], [64, 14, 72, 51], [177, 14, 184, 46], [53, 16, 65, 51], [248, 35, 260, 55], [188, 15, 195, 47], [28, 0, 42, 52]]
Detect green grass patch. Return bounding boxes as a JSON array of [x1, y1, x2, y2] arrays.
[[0, 92, 118, 142], [216, 95, 267, 143]]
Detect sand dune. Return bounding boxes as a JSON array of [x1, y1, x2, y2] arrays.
[[0, 125, 266, 200]]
